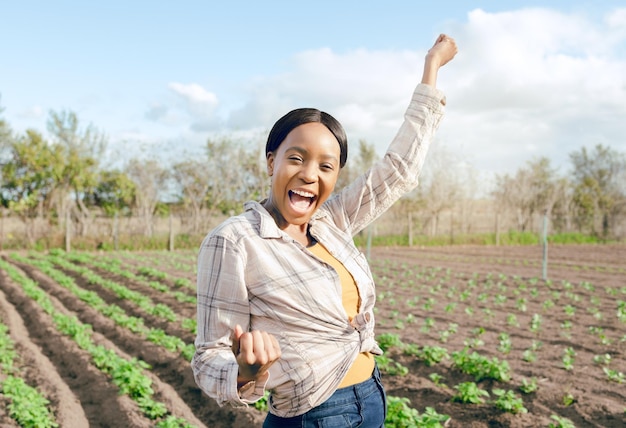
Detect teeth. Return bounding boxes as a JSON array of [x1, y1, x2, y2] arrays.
[[292, 189, 315, 198]]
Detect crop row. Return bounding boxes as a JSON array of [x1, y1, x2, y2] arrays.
[[10, 253, 196, 361], [0, 320, 58, 428], [0, 258, 195, 427]]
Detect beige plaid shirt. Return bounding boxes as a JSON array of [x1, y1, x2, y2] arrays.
[[192, 83, 446, 417]]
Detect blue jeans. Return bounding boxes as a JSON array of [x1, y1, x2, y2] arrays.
[[263, 366, 386, 428]]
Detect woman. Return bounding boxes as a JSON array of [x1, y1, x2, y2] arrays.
[[192, 34, 457, 427]]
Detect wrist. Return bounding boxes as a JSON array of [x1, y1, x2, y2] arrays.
[[421, 64, 438, 87]]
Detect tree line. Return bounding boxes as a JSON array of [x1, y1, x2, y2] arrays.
[[1, 104, 625, 248]]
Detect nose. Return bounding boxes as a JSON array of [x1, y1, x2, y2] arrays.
[[299, 162, 318, 183]]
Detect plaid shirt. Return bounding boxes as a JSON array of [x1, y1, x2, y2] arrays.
[[192, 83, 446, 417]]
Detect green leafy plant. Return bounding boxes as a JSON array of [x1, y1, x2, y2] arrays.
[[452, 382, 489, 404], [253, 391, 270, 411], [562, 347, 576, 371], [1, 376, 59, 428], [562, 392, 576, 407], [519, 377, 538, 394], [451, 348, 510, 382], [376, 333, 404, 353], [497, 332, 511, 354], [549, 414, 575, 428], [428, 373, 447, 388], [385, 396, 450, 428], [491, 389, 527, 414], [603, 367, 624, 383], [404, 345, 449, 367], [375, 355, 408, 376], [530, 313, 542, 333], [593, 353, 612, 366]]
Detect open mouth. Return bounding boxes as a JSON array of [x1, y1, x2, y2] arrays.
[[289, 189, 316, 211]]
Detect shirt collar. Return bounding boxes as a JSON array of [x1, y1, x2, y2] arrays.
[[244, 201, 283, 239], [244, 200, 331, 239]]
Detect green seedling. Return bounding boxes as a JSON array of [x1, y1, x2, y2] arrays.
[[519, 377, 538, 394], [491, 389, 527, 414], [562, 347, 576, 371], [603, 367, 624, 383], [452, 382, 489, 404], [429, 372, 447, 388], [549, 414, 576, 428], [497, 332, 511, 354]]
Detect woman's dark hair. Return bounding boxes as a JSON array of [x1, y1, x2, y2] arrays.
[[265, 108, 348, 168]]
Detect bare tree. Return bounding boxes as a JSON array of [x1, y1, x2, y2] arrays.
[[415, 144, 465, 236], [47, 110, 106, 236], [204, 137, 267, 215], [171, 159, 211, 234], [493, 157, 559, 232], [335, 139, 379, 192], [125, 158, 169, 236]]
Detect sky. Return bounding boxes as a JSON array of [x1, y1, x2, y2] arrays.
[[2, 1, 626, 188]]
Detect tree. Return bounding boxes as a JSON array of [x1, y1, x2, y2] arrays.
[[171, 159, 211, 234], [0, 97, 11, 151], [204, 137, 267, 215], [335, 139, 379, 191], [569, 144, 626, 238], [493, 157, 559, 232], [47, 110, 106, 236], [88, 169, 136, 217], [125, 158, 169, 236], [414, 145, 466, 236], [0, 130, 64, 243], [547, 177, 574, 233]]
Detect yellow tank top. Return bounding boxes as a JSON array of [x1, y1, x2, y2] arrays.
[[308, 242, 375, 387]]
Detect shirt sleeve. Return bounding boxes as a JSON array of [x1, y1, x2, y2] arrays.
[[326, 83, 446, 235], [191, 232, 267, 407]]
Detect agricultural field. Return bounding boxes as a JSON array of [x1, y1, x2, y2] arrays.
[[0, 243, 624, 427]]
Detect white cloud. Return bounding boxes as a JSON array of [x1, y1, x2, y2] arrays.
[[17, 105, 44, 120], [169, 82, 218, 105], [145, 82, 221, 132], [219, 7, 626, 183], [129, 7, 625, 186], [431, 7, 626, 177]]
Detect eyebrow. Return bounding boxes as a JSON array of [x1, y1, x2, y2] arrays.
[[286, 146, 339, 163]]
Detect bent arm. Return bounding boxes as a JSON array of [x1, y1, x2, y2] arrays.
[[192, 234, 267, 407], [422, 34, 458, 88]]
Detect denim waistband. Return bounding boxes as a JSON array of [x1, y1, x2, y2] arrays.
[[314, 365, 382, 409], [264, 365, 385, 426]]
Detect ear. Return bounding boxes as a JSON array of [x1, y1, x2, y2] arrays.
[[266, 152, 275, 176]]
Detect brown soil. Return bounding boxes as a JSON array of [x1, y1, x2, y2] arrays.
[[0, 244, 624, 427]]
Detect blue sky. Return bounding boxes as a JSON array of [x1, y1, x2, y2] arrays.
[[2, 1, 625, 185]]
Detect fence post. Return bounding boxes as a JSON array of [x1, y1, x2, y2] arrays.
[[114, 212, 119, 251], [542, 211, 548, 280], [408, 212, 413, 247], [495, 211, 500, 246], [0, 209, 4, 251], [168, 213, 174, 252], [65, 209, 71, 252], [449, 209, 454, 244]]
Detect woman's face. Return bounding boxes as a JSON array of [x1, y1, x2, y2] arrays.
[[266, 122, 341, 228]]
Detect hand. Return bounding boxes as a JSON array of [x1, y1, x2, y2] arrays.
[[426, 34, 458, 68], [421, 34, 458, 87], [231, 325, 281, 387]]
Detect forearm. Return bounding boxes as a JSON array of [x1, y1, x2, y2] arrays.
[[421, 57, 441, 87], [421, 34, 458, 89]]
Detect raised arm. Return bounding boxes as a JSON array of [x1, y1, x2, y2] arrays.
[[421, 34, 458, 88]]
